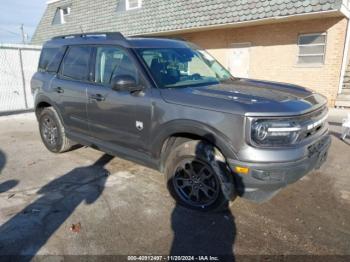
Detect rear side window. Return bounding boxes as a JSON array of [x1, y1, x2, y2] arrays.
[[38, 47, 65, 73], [61, 46, 92, 81]]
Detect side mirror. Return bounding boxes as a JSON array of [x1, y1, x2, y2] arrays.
[[111, 75, 141, 93]]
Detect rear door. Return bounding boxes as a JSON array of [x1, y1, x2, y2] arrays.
[[53, 45, 92, 136], [86, 45, 153, 153]]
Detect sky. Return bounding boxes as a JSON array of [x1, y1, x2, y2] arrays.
[[0, 0, 47, 44]]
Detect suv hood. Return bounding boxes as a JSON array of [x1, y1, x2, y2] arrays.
[[160, 78, 327, 117]]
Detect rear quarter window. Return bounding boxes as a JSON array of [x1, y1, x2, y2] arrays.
[[38, 47, 66, 73]]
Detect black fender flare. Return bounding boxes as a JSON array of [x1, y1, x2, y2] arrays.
[[34, 95, 65, 126], [151, 119, 238, 161]]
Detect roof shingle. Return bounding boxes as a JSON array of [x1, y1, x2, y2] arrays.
[[32, 0, 343, 44]]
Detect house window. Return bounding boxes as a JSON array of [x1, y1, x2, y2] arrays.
[[126, 0, 142, 10], [297, 33, 326, 65], [52, 6, 71, 25]]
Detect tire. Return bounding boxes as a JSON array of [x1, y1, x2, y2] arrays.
[[164, 140, 236, 212], [38, 107, 74, 153]]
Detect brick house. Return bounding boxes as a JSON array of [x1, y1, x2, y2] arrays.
[[32, 0, 350, 107]]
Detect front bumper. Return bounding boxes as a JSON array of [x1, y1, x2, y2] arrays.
[[228, 134, 331, 202]]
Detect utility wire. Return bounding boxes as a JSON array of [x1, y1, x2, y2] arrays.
[[0, 27, 21, 36]]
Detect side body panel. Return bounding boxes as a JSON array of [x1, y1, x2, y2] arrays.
[[52, 77, 89, 136], [148, 89, 244, 162], [86, 85, 153, 153]]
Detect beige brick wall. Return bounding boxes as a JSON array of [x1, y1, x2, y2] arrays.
[[176, 17, 348, 107]]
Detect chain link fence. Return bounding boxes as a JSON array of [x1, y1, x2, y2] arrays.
[[0, 44, 41, 114]]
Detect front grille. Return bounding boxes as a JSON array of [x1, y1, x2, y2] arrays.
[[297, 106, 328, 142]]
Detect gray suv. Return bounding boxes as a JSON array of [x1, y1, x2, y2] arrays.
[[31, 32, 331, 211]]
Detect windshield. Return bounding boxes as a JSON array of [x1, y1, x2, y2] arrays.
[[136, 47, 233, 88]]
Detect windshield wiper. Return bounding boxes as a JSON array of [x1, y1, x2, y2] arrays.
[[165, 81, 219, 89]]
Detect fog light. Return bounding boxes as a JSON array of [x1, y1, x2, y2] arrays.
[[234, 166, 249, 175]]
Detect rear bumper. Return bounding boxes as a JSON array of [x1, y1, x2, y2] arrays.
[[228, 134, 331, 202]]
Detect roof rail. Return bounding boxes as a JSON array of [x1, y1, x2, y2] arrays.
[[130, 35, 187, 42], [52, 32, 127, 41]]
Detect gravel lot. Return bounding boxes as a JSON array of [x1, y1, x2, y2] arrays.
[[0, 110, 349, 260]]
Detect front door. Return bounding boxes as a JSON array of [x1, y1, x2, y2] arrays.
[[86, 46, 152, 153], [228, 43, 251, 78]]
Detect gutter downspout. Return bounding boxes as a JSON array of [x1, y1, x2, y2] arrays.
[[338, 3, 350, 94]]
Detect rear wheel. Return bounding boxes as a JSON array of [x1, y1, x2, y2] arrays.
[[38, 107, 74, 153], [164, 140, 234, 212]]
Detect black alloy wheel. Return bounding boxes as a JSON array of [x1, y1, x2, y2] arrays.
[[38, 107, 74, 153], [172, 158, 220, 208]]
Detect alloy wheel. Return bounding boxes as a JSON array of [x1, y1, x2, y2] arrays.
[[41, 116, 58, 146], [172, 158, 220, 208]]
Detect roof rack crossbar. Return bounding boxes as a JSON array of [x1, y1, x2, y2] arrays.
[[52, 32, 127, 41]]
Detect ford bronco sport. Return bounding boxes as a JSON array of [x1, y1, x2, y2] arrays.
[[31, 32, 331, 211]]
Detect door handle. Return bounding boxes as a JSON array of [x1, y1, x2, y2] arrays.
[[54, 87, 64, 93], [89, 94, 105, 102]]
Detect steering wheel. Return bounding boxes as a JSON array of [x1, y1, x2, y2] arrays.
[[191, 73, 202, 80]]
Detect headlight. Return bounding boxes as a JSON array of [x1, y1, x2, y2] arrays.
[[251, 120, 301, 146]]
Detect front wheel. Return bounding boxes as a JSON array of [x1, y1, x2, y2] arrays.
[[164, 140, 235, 212]]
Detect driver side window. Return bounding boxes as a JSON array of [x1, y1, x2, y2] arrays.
[[94, 46, 138, 85]]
